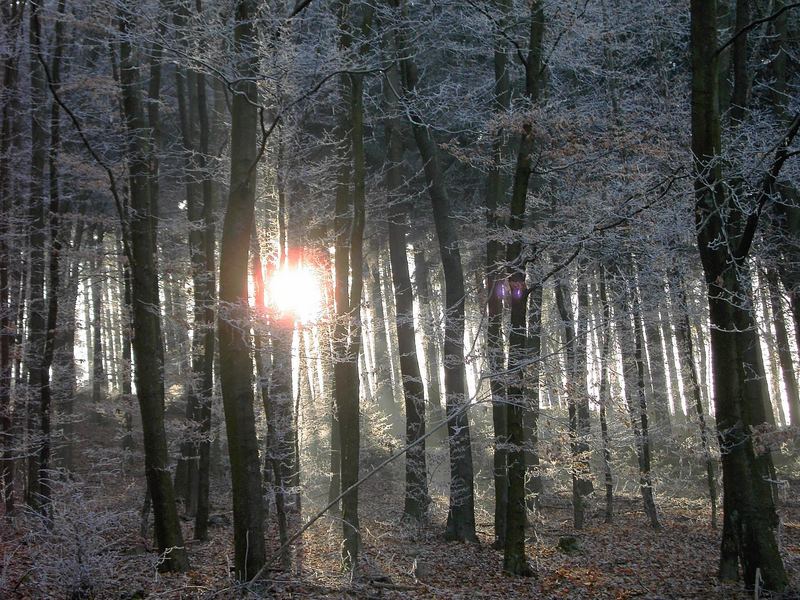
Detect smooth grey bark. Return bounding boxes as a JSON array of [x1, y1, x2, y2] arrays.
[[485, 0, 511, 547], [118, 1, 188, 572], [385, 74, 430, 521], [217, 0, 266, 580], [53, 220, 85, 472], [367, 245, 396, 428], [670, 274, 718, 529], [595, 269, 614, 523], [191, 16, 216, 541], [502, 0, 544, 575], [412, 247, 445, 434], [0, 0, 24, 517], [756, 275, 787, 427], [35, 0, 68, 514], [173, 62, 200, 517], [659, 301, 685, 422], [332, 2, 369, 566], [90, 226, 106, 408], [24, 0, 49, 508], [613, 267, 660, 529], [555, 277, 593, 530], [392, 0, 476, 541], [643, 308, 672, 436], [691, 0, 787, 588], [524, 282, 544, 509], [766, 270, 800, 427]]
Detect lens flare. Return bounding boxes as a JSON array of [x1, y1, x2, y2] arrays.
[[268, 265, 322, 324]]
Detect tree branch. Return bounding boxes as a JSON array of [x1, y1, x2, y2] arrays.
[[735, 112, 800, 261], [714, 2, 800, 57], [32, 6, 133, 266]]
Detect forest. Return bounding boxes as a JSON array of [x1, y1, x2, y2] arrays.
[[0, 0, 799, 597]]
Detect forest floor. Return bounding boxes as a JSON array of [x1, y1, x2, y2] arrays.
[[181, 484, 798, 600], [1, 402, 799, 599], [3, 474, 799, 599]]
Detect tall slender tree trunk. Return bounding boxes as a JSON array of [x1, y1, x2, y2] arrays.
[[0, 0, 24, 517], [392, 3, 476, 541], [756, 275, 787, 427], [595, 269, 614, 523], [53, 220, 85, 472], [671, 274, 718, 528], [35, 0, 68, 515], [173, 61, 200, 516], [644, 307, 672, 437], [659, 300, 685, 422], [270, 311, 294, 571], [690, 1, 786, 588], [614, 268, 660, 529], [385, 70, 429, 521], [524, 281, 544, 509], [501, 0, 544, 575], [118, 2, 188, 572], [332, 5, 368, 559], [191, 9, 216, 540], [324, 268, 341, 511], [330, 63, 367, 568], [118, 241, 134, 460], [412, 247, 445, 433], [24, 0, 49, 508], [367, 247, 396, 429], [555, 277, 593, 529], [766, 270, 800, 427], [485, 0, 511, 547], [216, 0, 265, 579], [266, 204, 297, 565], [91, 226, 106, 407]]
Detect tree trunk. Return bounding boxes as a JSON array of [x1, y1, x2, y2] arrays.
[[368, 247, 396, 430], [36, 0, 68, 514], [485, 0, 511, 547], [216, 0, 266, 580], [524, 282, 544, 509], [555, 277, 593, 530], [53, 220, 85, 472], [643, 308, 672, 437], [118, 3, 188, 572], [0, 0, 24, 516], [24, 0, 49, 508], [392, 7, 476, 541], [332, 10, 368, 559], [766, 270, 800, 427], [91, 225, 106, 408], [501, 0, 544, 574], [119, 241, 134, 461], [412, 247, 445, 434], [690, 0, 786, 588], [595, 269, 614, 523], [659, 300, 685, 422], [614, 268, 660, 529], [385, 73, 430, 521], [191, 15, 216, 541], [173, 62, 200, 516], [671, 274, 718, 528]]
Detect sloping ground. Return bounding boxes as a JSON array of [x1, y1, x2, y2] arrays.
[[1, 396, 798, 599], [66, 477, 792, 600], [231, 485, 800, 600]]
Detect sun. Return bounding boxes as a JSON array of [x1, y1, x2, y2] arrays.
[[268, 265, 322, 324]]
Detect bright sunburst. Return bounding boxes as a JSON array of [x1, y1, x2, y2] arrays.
[[268, 265, 322, 324]]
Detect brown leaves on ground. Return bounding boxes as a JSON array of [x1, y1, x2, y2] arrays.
[[3, 475, 798, 598], [140, 481, 797, 599]]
